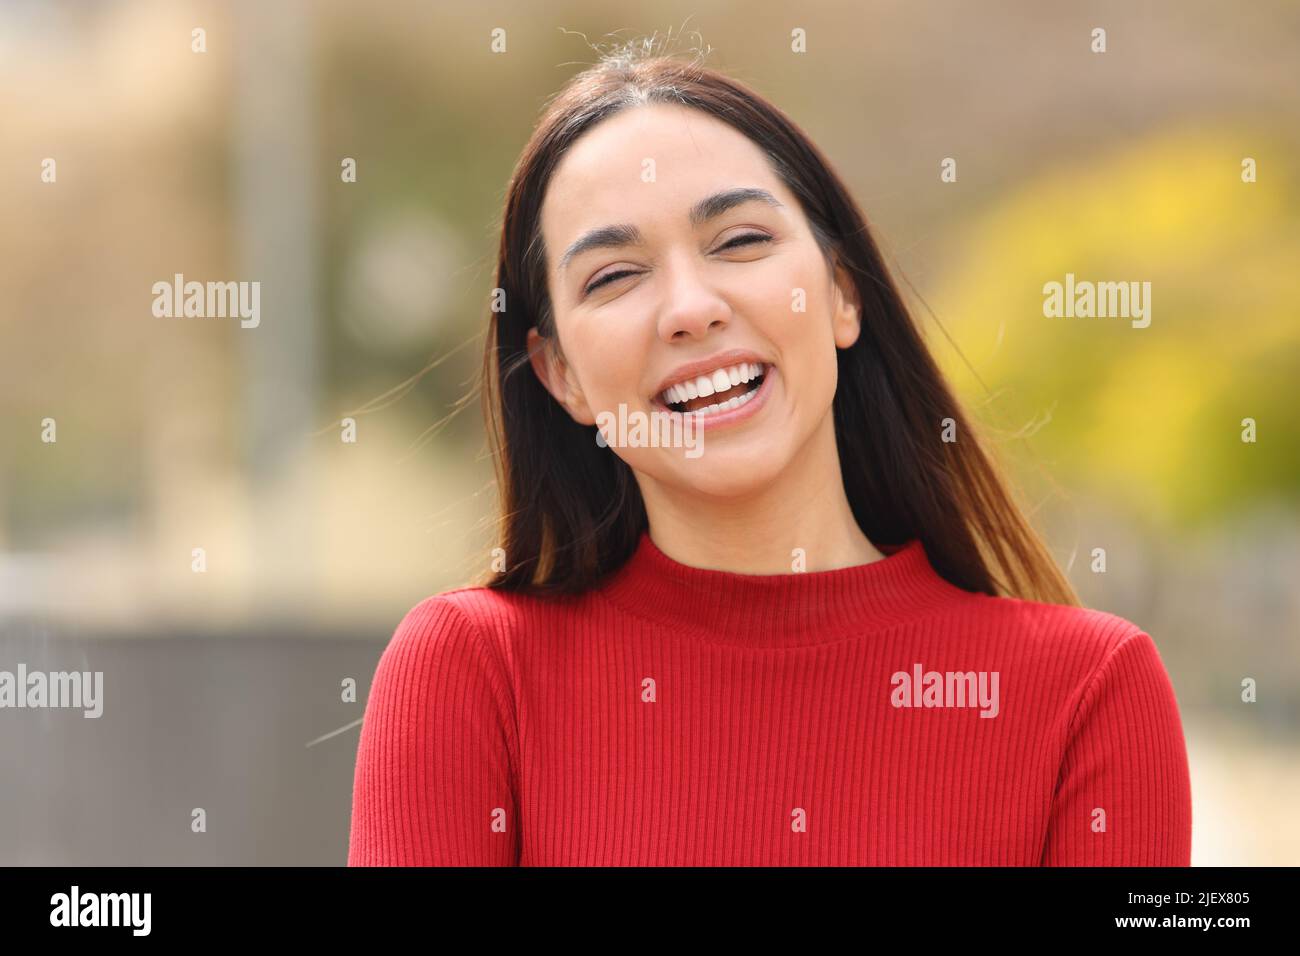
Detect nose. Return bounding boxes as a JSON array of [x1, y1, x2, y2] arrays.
[[655, 251, 732, 342]]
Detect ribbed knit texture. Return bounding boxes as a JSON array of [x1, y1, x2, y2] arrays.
[[348, 532, 1193, 866]]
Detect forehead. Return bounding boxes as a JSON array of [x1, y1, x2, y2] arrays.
[[540, 103, 787, 268]]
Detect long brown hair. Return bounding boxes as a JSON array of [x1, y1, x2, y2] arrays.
[[478, 41, 1079, 606]]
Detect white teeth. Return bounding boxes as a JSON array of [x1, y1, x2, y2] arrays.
[[693, 385, 759, 416], [659, 362, 768, 408]]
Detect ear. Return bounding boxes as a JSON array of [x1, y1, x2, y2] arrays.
[[830, 255, 862, 350], [526, 327, 597, 425]]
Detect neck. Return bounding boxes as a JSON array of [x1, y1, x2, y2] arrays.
[[635, 414, 884, 574]]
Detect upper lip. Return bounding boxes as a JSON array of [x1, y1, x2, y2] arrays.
[[651, 348, 771, 404]]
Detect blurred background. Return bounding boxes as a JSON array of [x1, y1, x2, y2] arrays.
[[1, 0, 1296, 864]]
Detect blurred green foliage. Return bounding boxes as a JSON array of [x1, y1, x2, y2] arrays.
[[932, 124, 1300, 528]]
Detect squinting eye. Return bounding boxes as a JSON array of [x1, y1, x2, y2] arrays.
[[582, 233, 773, 296], [718, 232, 772, 251], [584, 268, 639, 296]]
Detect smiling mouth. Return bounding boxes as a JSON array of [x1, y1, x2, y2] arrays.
[[658, 362, 769, 416]]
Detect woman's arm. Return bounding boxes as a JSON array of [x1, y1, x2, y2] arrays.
[[348, 596, 521, 866], [1041, 629, 1193, 865]]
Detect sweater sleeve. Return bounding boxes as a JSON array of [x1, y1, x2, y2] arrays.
[[1041, 629, 1193, 865], [348, 596, 521, 866]]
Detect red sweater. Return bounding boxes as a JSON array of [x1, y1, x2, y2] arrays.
[[348, 532, 1192, 866]]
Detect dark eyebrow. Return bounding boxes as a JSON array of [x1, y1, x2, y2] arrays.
[[557, 187, 785, 274]]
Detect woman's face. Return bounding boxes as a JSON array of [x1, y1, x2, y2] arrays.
[[531, 101, 861, 500]]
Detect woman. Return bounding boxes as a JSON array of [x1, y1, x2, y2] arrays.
[[348, 45, 1192, 866]]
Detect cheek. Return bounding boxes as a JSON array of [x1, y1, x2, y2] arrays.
[[729, 260, 803, 321], [740, 262, 837, 359], [737, 260, 840, 413], [565, 316, 648, 406], [731, 245, 832, 335]]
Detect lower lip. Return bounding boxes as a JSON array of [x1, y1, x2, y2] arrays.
[[653, 365, 778, 431]]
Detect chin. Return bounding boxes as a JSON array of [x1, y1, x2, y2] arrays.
[[667, 451, 790, 499]]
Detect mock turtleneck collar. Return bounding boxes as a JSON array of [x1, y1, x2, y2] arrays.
[[596, 529, 967, 648]]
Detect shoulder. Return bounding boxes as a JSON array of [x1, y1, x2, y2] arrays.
[[364, 588, 541, 725], [966, 590, 1159, 664], [382, 589, 511, 671], [957, 592, 1177, 713], [380, 584, 579, 676]]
